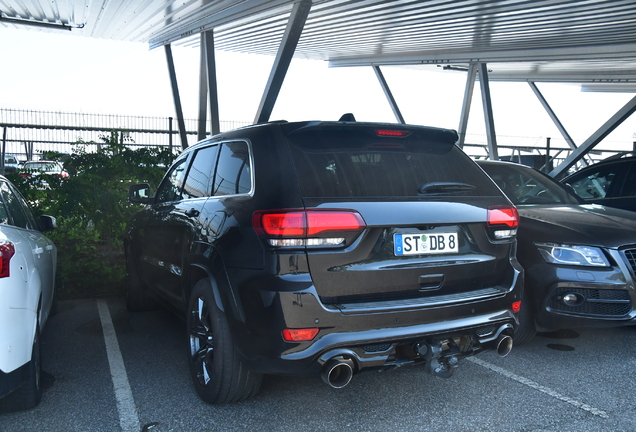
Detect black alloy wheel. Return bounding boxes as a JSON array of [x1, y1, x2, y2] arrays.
[[186, 278, 262, 404], [189, 293, 214, 388]]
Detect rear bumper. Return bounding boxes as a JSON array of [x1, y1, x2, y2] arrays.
[[280, 308, 515, 362], [233, 272, 522, 376], [280, 312, 516, 376]]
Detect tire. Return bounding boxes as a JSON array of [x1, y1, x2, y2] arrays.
[[125, 246, 157, 312], [513, 292, 537, 345], [0, 324, 42, 412], [187, 278, 262, 404]]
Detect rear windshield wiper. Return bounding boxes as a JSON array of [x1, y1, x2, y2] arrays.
[[418, 182, 476, 195]]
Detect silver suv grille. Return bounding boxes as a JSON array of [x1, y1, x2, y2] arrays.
[[624, 249, 636, 275]]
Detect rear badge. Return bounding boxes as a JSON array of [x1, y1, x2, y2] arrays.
[[394, 233, 458, 256]]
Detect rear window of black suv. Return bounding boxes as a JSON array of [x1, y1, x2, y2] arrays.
[[284, 123, 500, 198]]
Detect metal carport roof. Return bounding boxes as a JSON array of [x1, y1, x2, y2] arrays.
[[2, 0, 636, 175], [3, 1, 636, 82]]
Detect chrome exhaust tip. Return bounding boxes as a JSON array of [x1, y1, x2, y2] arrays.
[[496, 334, 513, 357], [321, 357, 354, 389]]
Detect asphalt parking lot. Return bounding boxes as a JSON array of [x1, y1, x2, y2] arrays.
[[1, 296, 635, 432]]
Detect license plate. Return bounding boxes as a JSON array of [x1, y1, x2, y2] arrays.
[[394, 232, 458, 256]]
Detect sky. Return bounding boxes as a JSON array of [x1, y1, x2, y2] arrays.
[[1, 26, 635, 154]]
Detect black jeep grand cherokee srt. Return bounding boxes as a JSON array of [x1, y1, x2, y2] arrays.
[[124, 118, 523, 404]]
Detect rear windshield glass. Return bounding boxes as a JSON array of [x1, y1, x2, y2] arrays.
[[24, 162, 62, 173], [286, 128, 501, 198]]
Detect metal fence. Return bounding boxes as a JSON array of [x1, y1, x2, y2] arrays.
[[462, 133, 633, 173], [0, 108, 250, 161], [0, 108, 629, 172]]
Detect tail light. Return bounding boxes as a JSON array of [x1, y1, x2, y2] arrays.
[[375, 129, 411, 137], [0, 242, 15, 278], [253, 209, 366, 248], [282, 328, 319, 342], [487, 206, 518, 240]]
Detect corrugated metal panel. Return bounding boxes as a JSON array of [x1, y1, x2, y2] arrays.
[[1, 0, 636, 83], [208, 1, 636, 59]]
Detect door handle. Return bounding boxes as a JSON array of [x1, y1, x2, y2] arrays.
[[34, 247, 44, 255], [185, 208, 200, 217]]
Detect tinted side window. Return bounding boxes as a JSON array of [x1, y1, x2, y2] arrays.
[[0, 185, 9, 225], [480, 163, 580, 205], [620, 164, 636, 197], [183, 145, 219, 199], [156, 158, 188, 203], [0, 181, 31, 229], [568, 166, 621, 199], [11, 184, 38, 229], [213, 141, 252, 196]]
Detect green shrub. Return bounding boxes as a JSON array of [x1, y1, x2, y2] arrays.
[[8, 132, 176, 299]]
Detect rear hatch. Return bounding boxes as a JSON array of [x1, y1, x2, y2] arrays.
[[280, 122, 517, 308]]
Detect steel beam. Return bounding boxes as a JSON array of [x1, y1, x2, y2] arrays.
[[581, 83, 636, 93], [528, 82, 588, 167], [328, 44, 636, 68], [373, 66, 405, 124], [24, 141, 33, 161], [478, 63, 498, 160], [197, 34, 208, 141], [1, 127, 6, 175], [457, 63, 477, 149], [528, 82, 576, 150], [165, 44, 189, 150], [550, 94, 636, 178], [201, 30, 221, 135], [0, 16, 74, 31], [254, 0, 311, 124]]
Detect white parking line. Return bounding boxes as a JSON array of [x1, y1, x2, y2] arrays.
[[97, 300, 141, 432], [467, 356, 609, 419]]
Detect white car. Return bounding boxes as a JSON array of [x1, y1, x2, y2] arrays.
[[0, 175, 56, 412], [21, 161, 68, 178]]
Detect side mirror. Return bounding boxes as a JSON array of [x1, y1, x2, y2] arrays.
[[129, 183, 153, 204], [39, 215, 57, 233]]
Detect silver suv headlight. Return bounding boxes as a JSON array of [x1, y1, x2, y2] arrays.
[[535, 242, 610, 267]]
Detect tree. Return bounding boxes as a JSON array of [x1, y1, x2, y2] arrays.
[[8, 132, 176, 298]]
